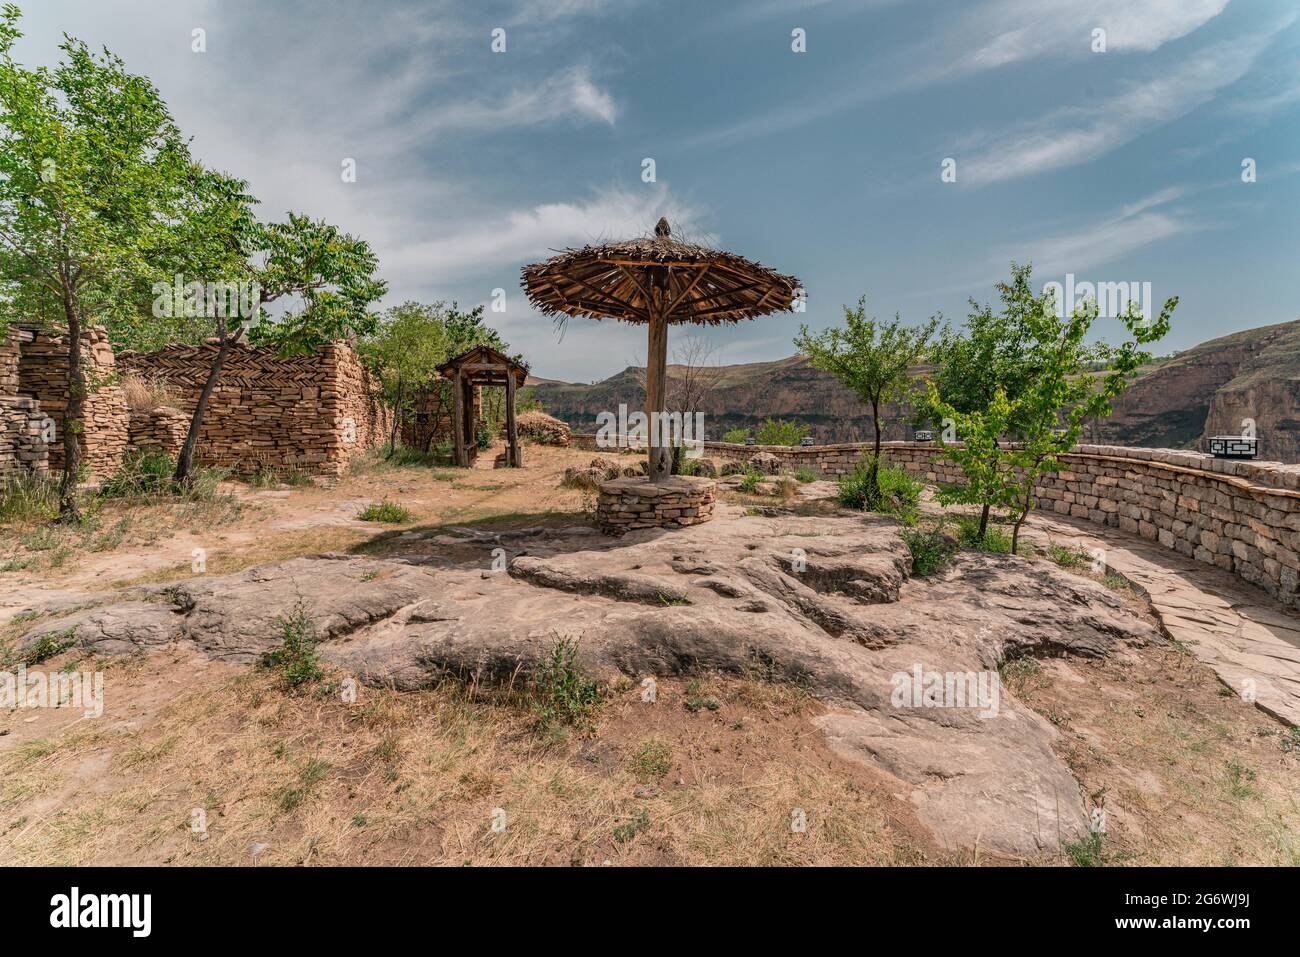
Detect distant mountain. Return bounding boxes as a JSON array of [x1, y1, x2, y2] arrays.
[[1096, 319, 1300, 462], [529, 318, 1300, 462]]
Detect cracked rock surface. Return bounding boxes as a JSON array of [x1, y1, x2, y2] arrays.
[[15, 510, 1157, 856]]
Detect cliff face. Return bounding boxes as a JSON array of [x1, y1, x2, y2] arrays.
[[1097, 320, 1300, 461], [530, 355, 914, 443], [530, 318, 1300, 461]]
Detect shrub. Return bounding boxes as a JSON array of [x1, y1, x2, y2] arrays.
[[260, 600, 323, 688], [99, 450, 175, 498], [793, 467, 819, 483], [901, 526, 956, 577], [953, 514, 1021, 554], [358, 499, 412, 523], [530, 637, 601, 731], [837, 456, 921, 523], [722, 428, 750, 444], [738, 469, 765, 493], [755, 417, 809, 446]]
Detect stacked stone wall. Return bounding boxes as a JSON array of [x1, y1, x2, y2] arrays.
[[17, 326, 127, 481], [118, 340, 390, 477]]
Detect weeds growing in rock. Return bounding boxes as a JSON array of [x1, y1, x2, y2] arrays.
[[738, 469, 765, 493], [358, 499, 412, 523], [529, 637, 602, 732], [1047, 543, 1093, 569], [23, 628, 76, 666], [793, 467, 819, 483], [260, 600, 323, 688], [901, 525, 956, 576]]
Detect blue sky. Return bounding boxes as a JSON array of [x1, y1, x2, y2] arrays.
[[16, 0, 1300, 381]]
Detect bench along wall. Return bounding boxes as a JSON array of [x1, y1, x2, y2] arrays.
[[118, 340, 390, 477], [573, 434, 1300, 608]]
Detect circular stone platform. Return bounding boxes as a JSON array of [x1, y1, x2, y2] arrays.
[[596, 475, 717, 533]]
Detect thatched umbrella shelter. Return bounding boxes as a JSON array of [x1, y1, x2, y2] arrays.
[[521, 218, 800, 483]]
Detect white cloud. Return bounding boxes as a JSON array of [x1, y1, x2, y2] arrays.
[[382, 185, 709, 285], [956, 30, 1274, 184], [383, 66, 617, 153], [1002, 188, 1201, 276], [928, 0, 1231, 84]]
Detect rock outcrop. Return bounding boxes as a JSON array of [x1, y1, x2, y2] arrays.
[[15, 508, 1158, 857]]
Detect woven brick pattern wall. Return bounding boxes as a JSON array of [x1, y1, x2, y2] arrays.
[[118, 340, 389, 477]]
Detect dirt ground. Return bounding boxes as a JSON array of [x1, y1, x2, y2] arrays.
[[2, 441, 1298, 865]]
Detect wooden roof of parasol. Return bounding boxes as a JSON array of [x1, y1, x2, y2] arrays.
[[520, 218, 800, 325]]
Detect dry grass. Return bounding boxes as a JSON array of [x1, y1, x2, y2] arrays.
[[0, 659, 936, 866], [119, 374, 178, 413], [1006, 642, 1300, 866]]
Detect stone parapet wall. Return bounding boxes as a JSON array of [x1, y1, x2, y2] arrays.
[[119, 340, 390, 477], [575, 434, 1300, 605]]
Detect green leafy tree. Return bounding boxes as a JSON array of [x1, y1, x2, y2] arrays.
[[755, 417, 809, 446], [171, 211, 387, 483], [795, 296, 938, 504], [929, 289, 1177, 552], [918, 263, 1046, 538], [363, 301, 452, 455], [0, 5, 193, 520]]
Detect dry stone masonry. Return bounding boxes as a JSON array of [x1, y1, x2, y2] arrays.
[[0, 324, 389, 482], [16, 325, 128, 480], [596, 475, 717, 533], [119, 339, 390, 477]]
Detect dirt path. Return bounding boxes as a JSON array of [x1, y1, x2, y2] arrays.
[[0, 443, 603, 624]]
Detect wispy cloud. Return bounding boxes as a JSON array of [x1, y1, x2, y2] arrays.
[[381, 185, 710, 284], [955, 28, 1278, 184], [1002, 188, 1201, 276], [939, 0, 1231, 80], [690, 0, 1231, 149]]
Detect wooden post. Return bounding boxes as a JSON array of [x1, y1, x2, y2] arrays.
[[464, 378, 477, 463], [505, 368, 521, 467], [451, 367, 466, 466], [646, 304, 671, 483]]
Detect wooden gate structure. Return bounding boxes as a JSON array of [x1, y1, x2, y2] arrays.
[[437, 345, 529, 468]]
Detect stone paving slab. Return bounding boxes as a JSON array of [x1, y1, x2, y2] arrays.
[[1024, 511, 1300, 727]]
